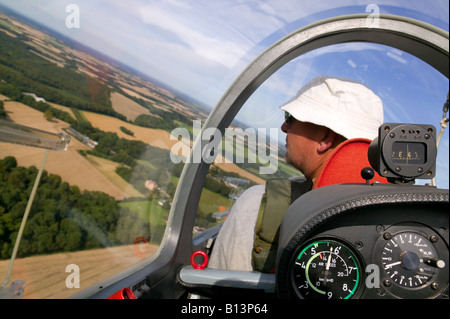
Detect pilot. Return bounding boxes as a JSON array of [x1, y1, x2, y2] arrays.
[[208, 75, 384, 273]]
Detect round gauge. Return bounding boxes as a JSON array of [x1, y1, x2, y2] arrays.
[[291, 239, 361, 299], [382, 232, 444, 288]]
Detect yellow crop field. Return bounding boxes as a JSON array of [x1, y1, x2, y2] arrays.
[[0, 244, 159, 299], [0, 101, 138, 200]]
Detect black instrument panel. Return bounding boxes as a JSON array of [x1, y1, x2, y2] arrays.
[[276, 184, 449, 299]]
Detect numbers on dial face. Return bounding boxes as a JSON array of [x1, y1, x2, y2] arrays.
[[382, 232, 439, 288], [292, 240, 361, 299]]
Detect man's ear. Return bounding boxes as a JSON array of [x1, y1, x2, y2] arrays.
[[317, 128, 335, 154]]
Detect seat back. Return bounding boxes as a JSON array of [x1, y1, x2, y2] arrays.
[[314, 138, 388, 189]]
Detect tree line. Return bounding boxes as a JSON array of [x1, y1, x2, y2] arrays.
[[0, 31, 196, 134], [0, 156, 164, 260], [0, 31, 121, 119], [0, 100, 6, 119]]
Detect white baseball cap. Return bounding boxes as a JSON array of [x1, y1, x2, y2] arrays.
[[280, 75, 384, 140]]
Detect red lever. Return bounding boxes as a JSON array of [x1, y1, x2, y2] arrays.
[[107, 288, 136, 299], [190, 250, 209, 270]]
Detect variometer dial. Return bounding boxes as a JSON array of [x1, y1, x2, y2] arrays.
[[291, 239, 361, 299], [382, 232, 444, 288]]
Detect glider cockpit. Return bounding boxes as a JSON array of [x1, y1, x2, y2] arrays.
[[89, 14, 449, 300]]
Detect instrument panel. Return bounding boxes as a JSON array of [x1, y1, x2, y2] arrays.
[[276, 184, 449, 299], [289, 226, 448, 299]]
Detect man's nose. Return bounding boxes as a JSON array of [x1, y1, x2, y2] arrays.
[[281, 121, 288, 133]]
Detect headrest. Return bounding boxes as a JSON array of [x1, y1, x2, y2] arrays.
[[314, 138, 388, 189]]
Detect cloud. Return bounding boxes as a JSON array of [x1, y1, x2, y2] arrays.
[[139, 3, 248, 69], [386, 49, 408, 65]]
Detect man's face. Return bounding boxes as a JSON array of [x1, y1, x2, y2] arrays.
[[281, 114, 328, 177]]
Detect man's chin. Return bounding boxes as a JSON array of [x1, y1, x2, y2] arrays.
[[284, 154, 291, 165]]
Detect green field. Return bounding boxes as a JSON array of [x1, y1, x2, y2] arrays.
[[119, 199, 169, 226], [0, 18, 23, 34], [118, 186, 233, 233]]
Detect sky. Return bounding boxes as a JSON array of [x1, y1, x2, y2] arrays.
[[0, 0, 448, 188], [0, 0, 448, 105]]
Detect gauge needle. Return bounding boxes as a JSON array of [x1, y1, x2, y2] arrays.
[[384, 261, 402, 269], [326, 249, 332, 270]]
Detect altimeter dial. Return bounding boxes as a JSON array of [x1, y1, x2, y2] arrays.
[[382, 232, 444, 288]]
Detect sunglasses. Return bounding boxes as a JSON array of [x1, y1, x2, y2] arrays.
[[284, 111, 294, 125]]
